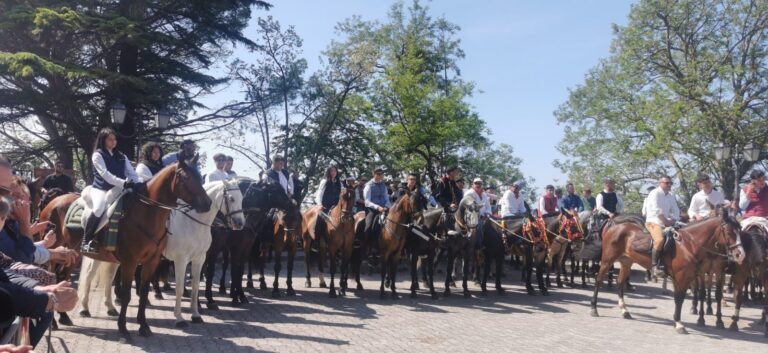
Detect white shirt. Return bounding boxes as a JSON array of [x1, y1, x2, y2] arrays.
[[645, 188, 680, 226], [314, 179, 336, 206], [463, 189, 492, 216], [688, 189, 726, 219], [135, 163, 154, 183], [205, 169, 230, 183], [499, 190, 527, 216], [595, 191, 625, 216], [92, 150, 139, 187], [277, 170, 294, 195]]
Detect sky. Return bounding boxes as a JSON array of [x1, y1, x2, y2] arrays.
[[200, 0, 637, 189]]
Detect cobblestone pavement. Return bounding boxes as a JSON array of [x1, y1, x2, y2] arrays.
[[38, 254, 767, 353]]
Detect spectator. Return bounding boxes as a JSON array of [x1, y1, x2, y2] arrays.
[[162, 139, 201, 176], [41, 161, 74, 194], [204, 153, 230, 183], [225, 156, 237, 178]]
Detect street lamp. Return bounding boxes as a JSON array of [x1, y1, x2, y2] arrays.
[[715, 141, 763, 201], [111, 102, 127, 125], [156, 108, 172, 129], [743, 142, 761, 162]]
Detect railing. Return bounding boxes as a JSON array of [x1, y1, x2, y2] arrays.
[[0, 316, 30, 346]]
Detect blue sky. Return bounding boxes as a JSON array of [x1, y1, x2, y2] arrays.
[[201, 0, 636, 189]]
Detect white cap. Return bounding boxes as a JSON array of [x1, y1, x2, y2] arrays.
[[473, 177, 483, 184]]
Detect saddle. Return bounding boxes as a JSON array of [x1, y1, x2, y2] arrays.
[[64, 186, 129, 251], [630, 226, 677, 256]]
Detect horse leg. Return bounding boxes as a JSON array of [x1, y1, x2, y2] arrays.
[[590, 261, 612, 317], [304, 238, 313, 288], [617, 260, 632, 319], [673, 288, 688, 334], [204, 249, 219, 310], [117, 261, 137, 343], [714, 272, 725, 329], [428, 246, 438, 299], [190, 258, 205, 324], [536, 257, 548, 296], [286, 244, 296, 296], [524, 247, 535, 295], [379, 253, 388, 299], [410, 251, 419, 299], [272, 244, 283, 298], [444, 249, 455, 296], [690, 278, 699, 316], [328, 249, 338, 298], [495, 252, 504, 295], [259, 244, 268, 291], [137, 255, 161, 337], [462, 247, 471, 298], [481, 250, 490, 294], [729, 269, 747, 332], [697, 276, 706, 326], [220, 248, 229, 293], [389, 253, 399, 300], [352, 243, 364, 292], [705, 273, 714, 315], [173, 258, 190, 327], [318, 240, 327, 288]]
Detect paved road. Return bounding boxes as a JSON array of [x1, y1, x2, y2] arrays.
[[38, 255, 767, 353]]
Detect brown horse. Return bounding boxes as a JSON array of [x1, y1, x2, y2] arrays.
[[728, 222, 768, 335], [542, 212, 583, 288], [378, 190, 426, 299], [501, 213, 548, 295], [87, 158, 211, 342], [38, 191, 81, 326], [263, 200, 303, 297], [302, 187, 357, 297], [590, 211, 745, 334]]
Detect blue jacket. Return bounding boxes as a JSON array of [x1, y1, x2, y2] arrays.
[[561, 194, 584, 212], [0, 221, 36, 264]]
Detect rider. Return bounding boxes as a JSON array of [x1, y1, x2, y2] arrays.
[[465, 178, 492, 248], [589, 178, 625, 240], [486, 185, 499, 216], [135, 142, 164, 183], [363, 166, 391, 239], [581, 188, 596, 212], [163, 139, 200, 175], [314, 165, 342, 239], [205, 153, 230, 183], [688, 174, 726, 221], [641, 186, 656, 218], [499, 183, 526, 217], [354, 175, 368, 213], [434, 166, 463, 213], [738, 170, 768, 220], [537, 185, 559, 217], [82, 128, 140, 253], [645, 175, 680, 277], [41, 160, 74, 194], [560, 183, 584, 213], [404, 173, 436, 207], [266, 155, 293, 197]]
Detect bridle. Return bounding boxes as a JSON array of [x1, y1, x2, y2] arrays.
[[176, 182, 242, 228]]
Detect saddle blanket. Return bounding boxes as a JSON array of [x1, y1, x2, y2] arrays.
[[65, 187, 128, 251], [740, 217, 768, 235]]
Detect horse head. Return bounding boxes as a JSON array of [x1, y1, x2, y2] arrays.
[[458, 196, 481, 230], [338, 186, 356, 223], [221, 179, 245, 230], [240, 178, 292, 213], [717, 206, 745, 265], [173, 154, 212, 213]]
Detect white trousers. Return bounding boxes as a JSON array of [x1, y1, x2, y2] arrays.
[[90, 186, 122, 217]]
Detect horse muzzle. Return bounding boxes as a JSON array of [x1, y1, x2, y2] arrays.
[[729, 245, 746, 265], [230, 216, 245, 231]]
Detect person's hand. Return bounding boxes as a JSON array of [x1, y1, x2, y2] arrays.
[[51, 281, 78, 312], [11, 198, 31, 223], [378, 206, 385, 212], [0, 344, 35, 353], [28, 221, 51, 237], [48, 247, 78, 267], [42, 230, 56, 248], [608, 212, 615, 219]]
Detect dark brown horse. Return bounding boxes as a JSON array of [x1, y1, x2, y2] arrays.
[[501, 213, 548, 295], [302, 187, 357, 297], [37, 191, 81, 327], [542, 212, 583, 288], [378, 190, 426, 299], [589, 211, 745, 334], [728, 222, 768, 335], [442, 196, 479, 298], [88, 158, 212, 342], [259, 199, 303, 297]]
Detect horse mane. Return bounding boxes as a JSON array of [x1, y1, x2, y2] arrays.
[[147, 163, 178, 191]]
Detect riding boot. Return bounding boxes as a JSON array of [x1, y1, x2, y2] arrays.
[[81, 213, 101, 253], [651, 248, 664, 277]]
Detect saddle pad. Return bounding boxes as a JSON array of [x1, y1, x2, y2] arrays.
[[64, 200, 85, 230], [64, 192, 127, 251]]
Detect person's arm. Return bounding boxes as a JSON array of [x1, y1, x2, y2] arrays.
[[738, 189, 750, 210], [161, 153, 176, 166], [123, 157, 140, 183], [41, 175, 53, 191], [537, 197, 546, 215], [92, 153, 126, 187], [595, 194, 610, 216], [31, 244, 50, 265], [0, 282, 49, 318], [287, 174, 294, 195], [363, 184, 377, 209], [516, 197, 527, 214], [576, 196, 584, 212], [314, 180, 327, 206], [482, 196, 491, 216], [135, 164, 152, 183], [687, 195, 698, 219]]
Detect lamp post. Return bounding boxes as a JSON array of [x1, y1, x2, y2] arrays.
[[714, 142, 762, 202], [111, 102, 172, 156]]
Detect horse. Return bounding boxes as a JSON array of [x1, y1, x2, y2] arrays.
[[224, 178, 293, 306], [37, 191, 81, 327], [250, 198, 302, 298], [565, 211, 593, 288], [542, 212, 583, 288], [442, 196, 479, 298], [589, 210, 745, 334], [302, 186, 357, 297], [164, 180, 244, 326], [728, 220, 768, 335], [406, 205, 443, 299], [81, 157, 211, 341], [501, 213, 548, 295], [377, 189, 426, 299], [477, 217, 507, 295]]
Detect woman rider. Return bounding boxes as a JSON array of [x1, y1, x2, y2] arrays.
[[81, 128, 140, 252], [135, 142, 164, 183], [314, 165, 342, 241]]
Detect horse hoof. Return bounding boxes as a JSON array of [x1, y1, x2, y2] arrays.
[[697, 319, 705, 327], [79, 310, 91, 318], [625, 285, 635, 293], [728, 323, 739, 332], [206, 302, 219, 311], [260, 282, 268, 291], [219, 287, 228, 294], [329, 289, 338, 298], [231, 300, 241, 307], [119, 333, 133, 344], [379, 292, 386, 300], [241, 296, 250, 304], [155, 293, 164, 300], [175, 321, 188, 328], [191, 316, 204, 324], [541, 290, 549, 296], [590, 309, 599, 317], [114, 298, 122, 305], [305, 281, 311, 288], [320, 282, 327, 289], [162, 283, 172, 292], [622, 311, 632, 320], [51, 320, 59, 331], [286, 288, 296, 296], [356, 283, 364, 291], [107, 309, 119, 317], [676, 326, 688, 334], [271, 290, 281, 298], [58, 315, 74, 326], [246, 281, 254, 289], [138, 326, 153, 337], [410, 292, 417, 299], [391, 293, 399, 300], [690, 308, 698, 315], [444, 289, 451, 297], [706, 308, 714, 316], [463, 291, 470, 299], [715, 321, 725, 329], [496, 288, 505, 296]]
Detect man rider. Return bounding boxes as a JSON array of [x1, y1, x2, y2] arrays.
[[561, 183, 584, 213], [589, 178, 625, 239], [645, 175, 680, 277], [363, 166, 391, 240]]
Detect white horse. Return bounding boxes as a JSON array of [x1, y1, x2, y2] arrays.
[[78, 180, 245, 326]]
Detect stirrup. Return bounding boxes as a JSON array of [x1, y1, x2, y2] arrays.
[[81, 240, 99, 254]]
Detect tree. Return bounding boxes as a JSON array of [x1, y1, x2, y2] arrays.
[[0, 0, 271, 178], [556, 0, 768, 201]]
